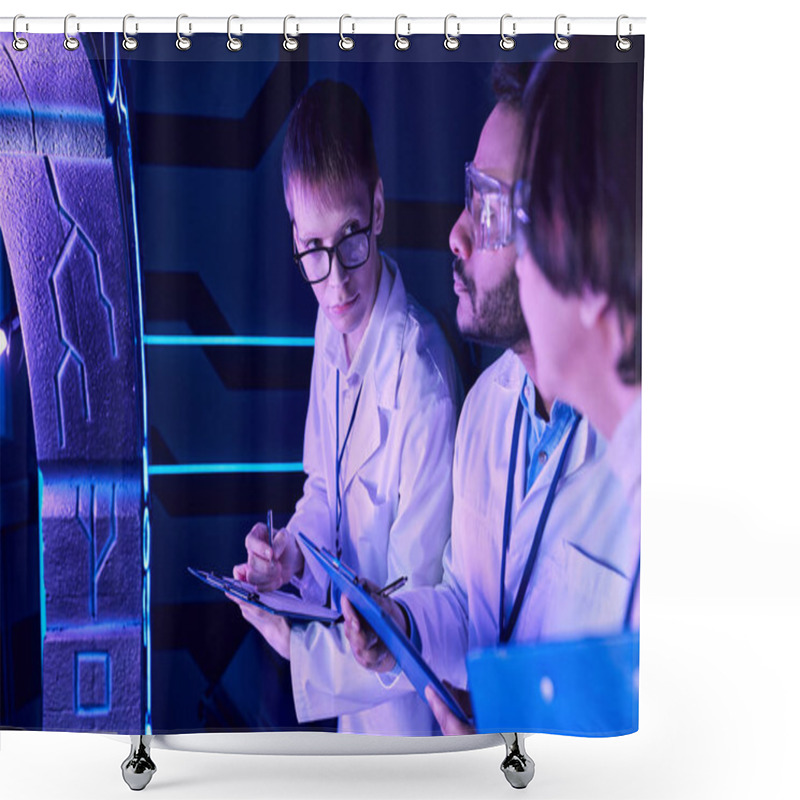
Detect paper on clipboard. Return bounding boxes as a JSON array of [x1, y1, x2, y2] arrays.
[[188, 567, 341, 623], [296, 531, 473, 726]]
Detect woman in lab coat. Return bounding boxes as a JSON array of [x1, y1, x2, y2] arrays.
[[230, 80, 460, 735]]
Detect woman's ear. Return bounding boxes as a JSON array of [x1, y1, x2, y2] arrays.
[[578, 289, 610, 330], [373, 178, 385, 237]]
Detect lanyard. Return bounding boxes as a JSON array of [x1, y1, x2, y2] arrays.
[[498, 399, 582, 645], [335, 370, 363, 548]]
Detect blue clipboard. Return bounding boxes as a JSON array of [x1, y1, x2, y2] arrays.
[[188, 567, 341, 624], [467, 632, 639, 736], [297, 532, 472, 726]]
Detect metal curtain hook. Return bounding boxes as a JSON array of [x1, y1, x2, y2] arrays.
[[283, 15, 298, 51], [12, 14, 28, 51], [616, 14, 632, 51], [227, 15, 242, 51], [444, 14, 460, 51], [64, 13, 80, 51], [500, 14, 516, 50], [554, 14, 570, 51], [176, 13, 191, 51], [395, 14, 410, 50], [122, 15, 138, 51], [339, 15, 354, 50]]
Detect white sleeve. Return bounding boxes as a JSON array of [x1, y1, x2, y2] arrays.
[[395, 401, 472, 691], [394, 538, 470, 691], [385, 394, 456, 590], [290, 623, 402, 722]]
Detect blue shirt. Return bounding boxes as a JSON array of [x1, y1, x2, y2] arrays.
[[519, 375, 577, 493]]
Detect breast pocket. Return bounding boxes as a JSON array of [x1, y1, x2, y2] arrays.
[[542, 541, 632, 640], [343, 476, 394, 582]]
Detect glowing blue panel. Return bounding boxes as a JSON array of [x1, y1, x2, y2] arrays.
[[143, 335, 314, 347], [149, 462, 304, 476]]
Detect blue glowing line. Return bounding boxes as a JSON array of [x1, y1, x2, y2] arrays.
[[149, 462, 305, 476], [143, 334, 315, 347], [95, 483, 118, 593], [0, 107, 105, 127], [106, 36, 119, 105], [74, 485, 97, 619], [145, 565, 151, 729], [110, 41, 152, 735], [38, 469, 46, 673]]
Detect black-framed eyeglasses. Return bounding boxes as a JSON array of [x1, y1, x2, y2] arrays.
[[292, 198, 375, 284]]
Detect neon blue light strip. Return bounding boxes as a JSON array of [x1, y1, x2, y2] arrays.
[[38, 468, 46, 672], [143, 335, 314, 347], [149, 462, 304, 476], [112, 35, 152, 735]]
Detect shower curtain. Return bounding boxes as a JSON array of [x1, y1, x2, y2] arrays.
[[0, 26, 643, 739]]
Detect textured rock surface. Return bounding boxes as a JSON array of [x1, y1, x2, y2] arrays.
[[0, 33, 145, 731]]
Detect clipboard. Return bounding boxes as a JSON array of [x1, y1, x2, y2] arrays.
[[297, 531, 473, 726], [467, 633, 639, 736], [188, 567, 341, 624]]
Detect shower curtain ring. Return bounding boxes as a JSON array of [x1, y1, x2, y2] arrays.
[[554, 14, 570, 51], [394, 15, 410, 50], [12, 15, 28, 51], [283, 15, 299, 51], [64, 13, 80, 51], [227, 15, 243, 51], [122, 15, 138, 51], [500, 14, 516, 50], [444, 14, 460, 51], [616, 15, 632, 51], [176, 14, 192, 51], [339, 15, 354, 50]]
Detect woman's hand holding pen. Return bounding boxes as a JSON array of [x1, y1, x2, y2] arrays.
[[342, 579, 408, 673], [236, 522, 305, 592]]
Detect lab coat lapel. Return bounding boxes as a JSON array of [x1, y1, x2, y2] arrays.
[[339, 376, 384, 494], [339, 255, 405, 494]]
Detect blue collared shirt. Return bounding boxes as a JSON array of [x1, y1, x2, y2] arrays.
[[519, 375, 577, 494]]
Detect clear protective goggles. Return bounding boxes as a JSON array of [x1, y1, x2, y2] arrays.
[[511, 178, 533, 257], [464, 161, 515, 251]]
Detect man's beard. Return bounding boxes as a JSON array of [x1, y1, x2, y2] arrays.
[[454, 257, 530, 349]]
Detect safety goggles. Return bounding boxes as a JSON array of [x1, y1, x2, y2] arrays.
[[464, 161, 514, 251], [511, 178, 533, 257]]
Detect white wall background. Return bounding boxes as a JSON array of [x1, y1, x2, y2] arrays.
[[2, 1, 798, 797]]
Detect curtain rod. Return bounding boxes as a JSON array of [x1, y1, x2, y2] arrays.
[[0, 16, 646, 36]]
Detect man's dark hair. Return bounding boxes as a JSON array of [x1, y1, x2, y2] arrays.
[[282, 79, 379, 204], [518, 61, 641, 384], [491, 61, 536, 109]]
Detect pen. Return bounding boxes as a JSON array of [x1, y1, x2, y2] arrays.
[[266, 509, 274, 549], [378, 576, 407, 597]]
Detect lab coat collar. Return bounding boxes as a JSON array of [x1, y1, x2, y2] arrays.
[[493, 351, 596, 490]]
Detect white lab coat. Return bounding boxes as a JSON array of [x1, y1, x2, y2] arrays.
[[285, 255, 460, 735], [398, 350, 639, 692], [603, 394, 642, 631]]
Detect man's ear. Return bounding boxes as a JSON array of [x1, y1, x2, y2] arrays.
[[373, 178, 385, 237], [578, 289, 610, 330]]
